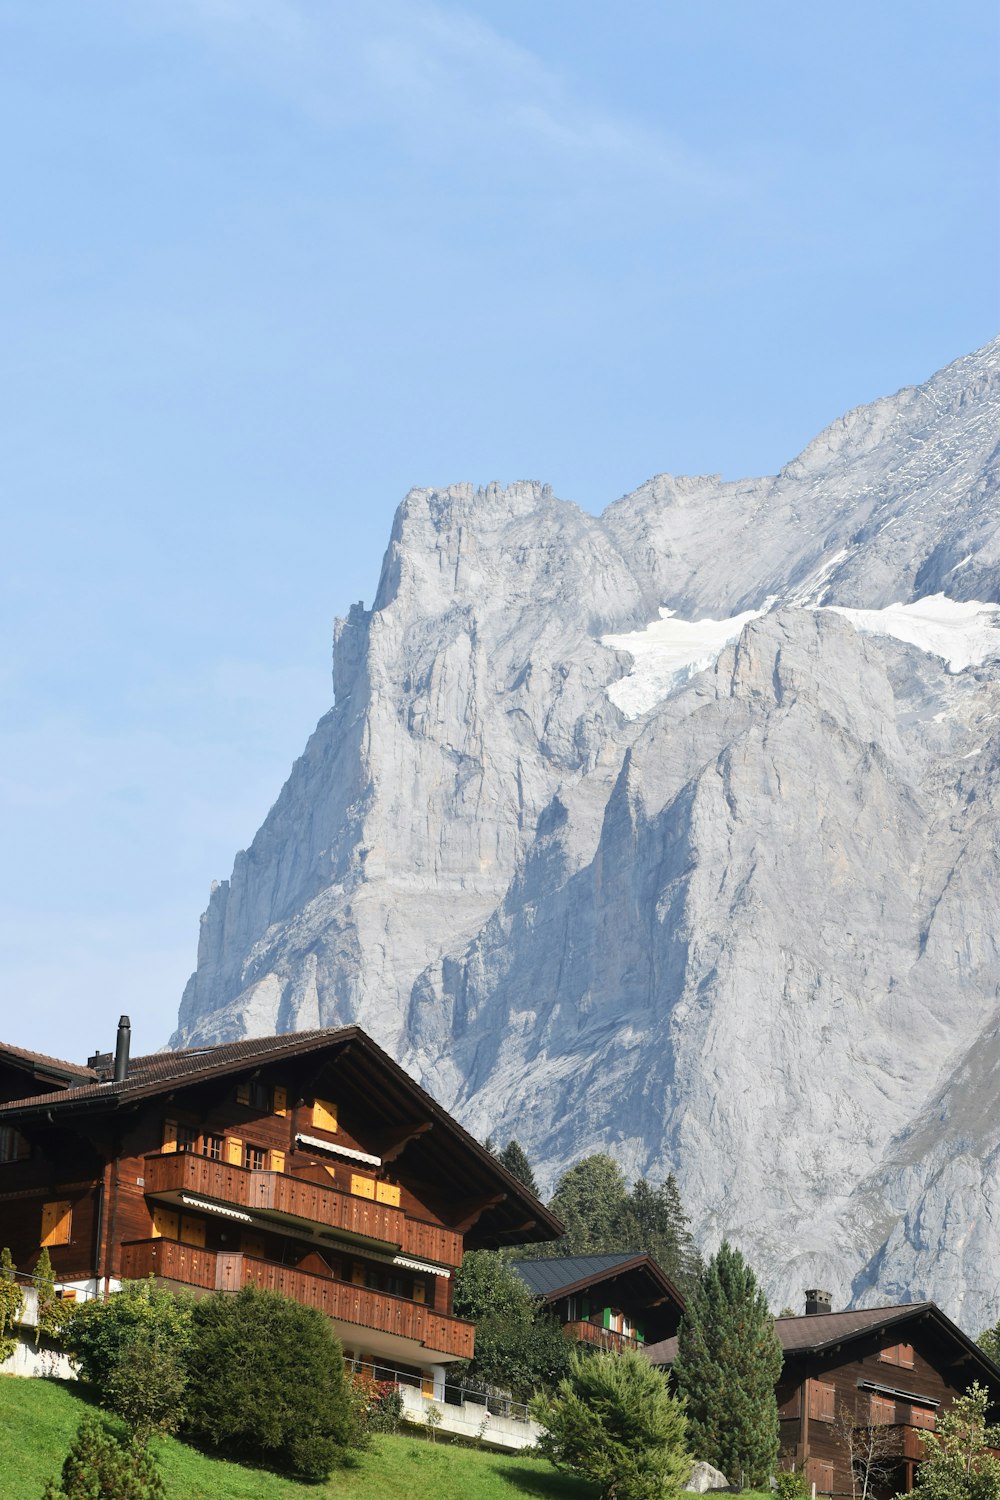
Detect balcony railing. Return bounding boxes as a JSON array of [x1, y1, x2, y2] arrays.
[[120, 1238, 474, 1360], [143, 1152, 462, 1267], [563, 1320, 642, 1353]]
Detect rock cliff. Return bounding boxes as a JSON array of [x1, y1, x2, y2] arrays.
[[174, 338, 1000, 1328]]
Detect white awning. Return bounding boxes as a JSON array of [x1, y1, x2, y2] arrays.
[[180, 1194, 253, 1223], [295, 1133, 381, 1167], [392, 1255, 451, 1279]]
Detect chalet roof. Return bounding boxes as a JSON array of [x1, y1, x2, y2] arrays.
[[0, 1041, 97, 1086], [0, 1026, 565, 1247], [774, 1303, 936, 1353], [512, 1252, 685, 1310], [645, 1301, 1000, 1386]]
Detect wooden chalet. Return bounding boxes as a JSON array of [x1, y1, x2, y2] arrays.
[[511, 1252, 685, 1353], [646, 1289, 1000, 1497], [0, 1019, 562, 1394]]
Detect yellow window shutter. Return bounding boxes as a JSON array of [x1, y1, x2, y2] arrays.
[[226, 1136, 243, 1165], [350, 1173, 375, 1200], [351, 1263, 365, 1286], [273, 1085, 287, 1117], [375, 1181, 401, 1207], [41, 1200, 72, 1247], [151, 1207, 179, 1241], [162, 1120, 178, 1153], [413, 1282, 426, 1304], [312, 1098, 337, 1132], [235, 1082, 251, 1106], [270, 1149, 285, 1174], [421, 1375, 434, 1398], [180, 1215, 206, 1248]]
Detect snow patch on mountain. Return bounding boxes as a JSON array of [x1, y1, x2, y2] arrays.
[[602, 606, 766, 718], [821, 594, 1000, 673]]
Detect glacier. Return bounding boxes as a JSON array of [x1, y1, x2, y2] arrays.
[[173, 336, 1000, 1329]]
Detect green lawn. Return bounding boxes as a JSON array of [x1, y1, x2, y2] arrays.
[[0, 1377, 597, 1500]]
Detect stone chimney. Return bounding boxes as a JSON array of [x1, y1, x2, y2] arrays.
[[804, 1289, 833, 1315]]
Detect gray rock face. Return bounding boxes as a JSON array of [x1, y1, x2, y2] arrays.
[[173, 338, 1000, 1330]]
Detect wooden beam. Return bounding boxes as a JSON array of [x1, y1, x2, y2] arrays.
[[452, 1193, 506, 1233], [377, 1121, 433, 1163]]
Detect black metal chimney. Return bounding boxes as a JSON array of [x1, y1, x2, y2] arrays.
[[804, 1288, 832, 1315], [114, 1015, 131, 1083]]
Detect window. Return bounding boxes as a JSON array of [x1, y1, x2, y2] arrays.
[[870, 1394, 896, 1425], [0, 1126, 29, 1163], [808, 1381, 836, 1422], [40, 1200, 72, 1247], [237, 1080, 273, 1111], [879, 1342, 915, 1368], [201, 1134, 224, 1161], [909, 1406, 936, 1431], [312, 1098, 338, 1133], [806, 1459, 833, 1494], [177, 1123, 199, 1153], [243, 1144, 267, 1172]]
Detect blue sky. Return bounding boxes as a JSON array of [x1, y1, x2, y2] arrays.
[[2, 0, 998, 1062]]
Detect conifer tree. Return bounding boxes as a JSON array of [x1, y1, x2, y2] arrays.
[[672, 1240, 782, 1489], [547, 1154, 630, 1253], [624, 1176, 704, 1296], [498, 1139, 539, 1198]]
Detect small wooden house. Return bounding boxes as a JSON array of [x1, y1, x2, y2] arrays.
[[0, 1019, 562, 1395], [511, 1252, 685, 1352], [646, 1289, 1000, 1496]]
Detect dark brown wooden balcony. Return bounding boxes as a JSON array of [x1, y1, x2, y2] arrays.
[[120, 1238, 474, 1360], [143, 1152, 462, 1267], [563, 1319, 642, 1353]]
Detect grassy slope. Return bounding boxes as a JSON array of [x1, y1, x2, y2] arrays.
[[0, 1377, 597, 1500]]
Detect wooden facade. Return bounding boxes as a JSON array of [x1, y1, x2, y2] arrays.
[[0, 1024, 562, 1383], [512, 1252, 686, 1352], [773, 1303, 1000, 1497]]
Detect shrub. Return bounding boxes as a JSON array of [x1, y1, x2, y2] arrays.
[[63, 1277, 193, 1444], [911, 1382, 1000, 1500], [532, 1346, 691, 1500], [348, 1370, 404, 1434], [0, 1246, 24, 1363], [183, 1285, 356, 1481], [452, 1249, 572, 1401], [41, 1414, 165, 1500]]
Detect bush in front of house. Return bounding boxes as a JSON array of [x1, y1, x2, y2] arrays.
[[531, 1345, 691, 1500], [63, 1277, 194, 1445], [183, 1284, 357, 1482], [41, 1414, 165, 1500]]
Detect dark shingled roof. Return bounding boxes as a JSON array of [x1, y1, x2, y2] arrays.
[[0, 1030, 353, 1115], [645, 1301, 1000, 1382], [0, 1042, 97, 1085], [0, 1025, 566, 1247], [513, 1254, 652, 1299]]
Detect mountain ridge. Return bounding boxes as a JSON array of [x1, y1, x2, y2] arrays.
[[173, 336, 1000, 1328]]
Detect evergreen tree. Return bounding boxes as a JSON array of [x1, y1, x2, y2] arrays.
[[532, 1347, 691, 1500], [546, 1155, 630, 1254], [42, 1416, 165, 1500], [623, 1176, 703, 1296], [452, 1250, 571, 1400], [978, 1321, 1000, 1367], [672, 1240, 782, 1489], [498, 1139, 539, 1197]]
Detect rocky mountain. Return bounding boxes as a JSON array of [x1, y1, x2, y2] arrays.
[[173, 338, 1000, 1330]]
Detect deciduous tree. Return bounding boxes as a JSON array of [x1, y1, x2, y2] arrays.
[[911, 1382, 1000, 1500]]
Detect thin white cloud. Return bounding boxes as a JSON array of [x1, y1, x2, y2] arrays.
[[129, 0, 743, 203]]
